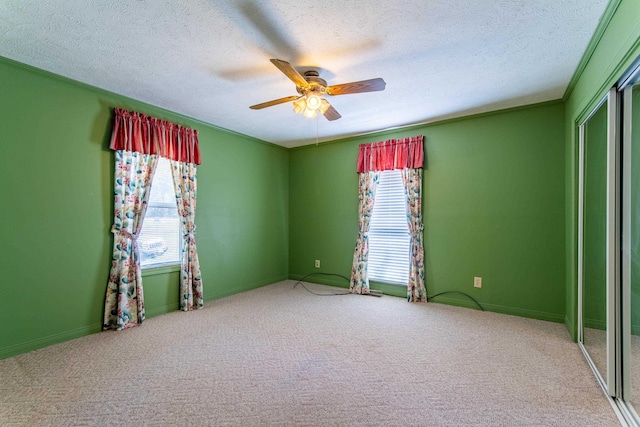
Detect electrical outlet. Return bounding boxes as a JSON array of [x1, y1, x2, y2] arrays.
[[474, 276, 482, 288], [315, 260, 320, 268]]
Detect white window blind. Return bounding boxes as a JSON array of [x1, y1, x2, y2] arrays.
[[138, 157, 181, 268], [368, 169, 410, 285]]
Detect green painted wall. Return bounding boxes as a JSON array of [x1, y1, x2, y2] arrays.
[[0, 57, 289, 358], [564, 0, 640, 340], [290, 102, 566, 322]]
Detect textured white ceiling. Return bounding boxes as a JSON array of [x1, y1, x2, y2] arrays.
[[0, 0, 608, 147]]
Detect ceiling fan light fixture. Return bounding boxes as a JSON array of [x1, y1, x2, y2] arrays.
[[303, 108, 318, 118], [293, 93, 325, 119], [306, 94, 322, 110], [293, 98, 306, 114]]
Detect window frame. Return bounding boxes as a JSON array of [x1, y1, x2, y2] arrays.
[[367, 169, 411, 286], [138, 157, 182, 270]]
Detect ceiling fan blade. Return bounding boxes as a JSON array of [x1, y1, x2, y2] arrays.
[[322, 104, 342, 121], [250, 95, 301, 110], [326, 78, 386, 96], [270, 59, 309, 88]]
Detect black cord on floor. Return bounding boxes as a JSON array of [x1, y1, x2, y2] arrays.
[[293, 272, 485, 311], [427, 291, 484, 311], [293, 272, 352, 296]]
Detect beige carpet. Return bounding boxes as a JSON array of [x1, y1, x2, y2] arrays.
[[0, 281, 620, 426]]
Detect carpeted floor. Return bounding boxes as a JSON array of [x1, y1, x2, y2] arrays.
[[0, 281, 621, 426]]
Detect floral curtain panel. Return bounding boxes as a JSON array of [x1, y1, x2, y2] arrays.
[[104, 108, 202, 331], [402, 168, 426, 302], [104, 151, 158, 329], [350, 135, 426, 301], [170, 160, 203, 310], [350, 171, 379, 294]]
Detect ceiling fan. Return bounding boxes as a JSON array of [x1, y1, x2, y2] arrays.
[[250, 59, 386, 121]]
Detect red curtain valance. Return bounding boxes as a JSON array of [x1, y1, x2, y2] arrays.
[[109, 107, 201, 165], [356, 135, 423, 173]]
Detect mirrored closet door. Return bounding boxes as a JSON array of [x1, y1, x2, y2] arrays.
[[579, 57, 640, 426], [579, 90, 615, 393], [622, 67, 640, 422]]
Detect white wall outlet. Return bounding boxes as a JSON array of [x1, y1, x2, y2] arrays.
[[474, 276, 482, 288], [315, 260, 321, 269]]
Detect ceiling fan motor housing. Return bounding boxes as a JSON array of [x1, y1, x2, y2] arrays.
[[296, 70, 327, 96]]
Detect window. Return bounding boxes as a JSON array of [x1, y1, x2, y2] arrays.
[[368, 170, 410, 285], [138, 157, 181, 268]]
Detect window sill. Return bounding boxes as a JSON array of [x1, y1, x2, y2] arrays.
[[141, 263, 181, 277], [369, 280, 408, 298], [369, 279, 407, 286]]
